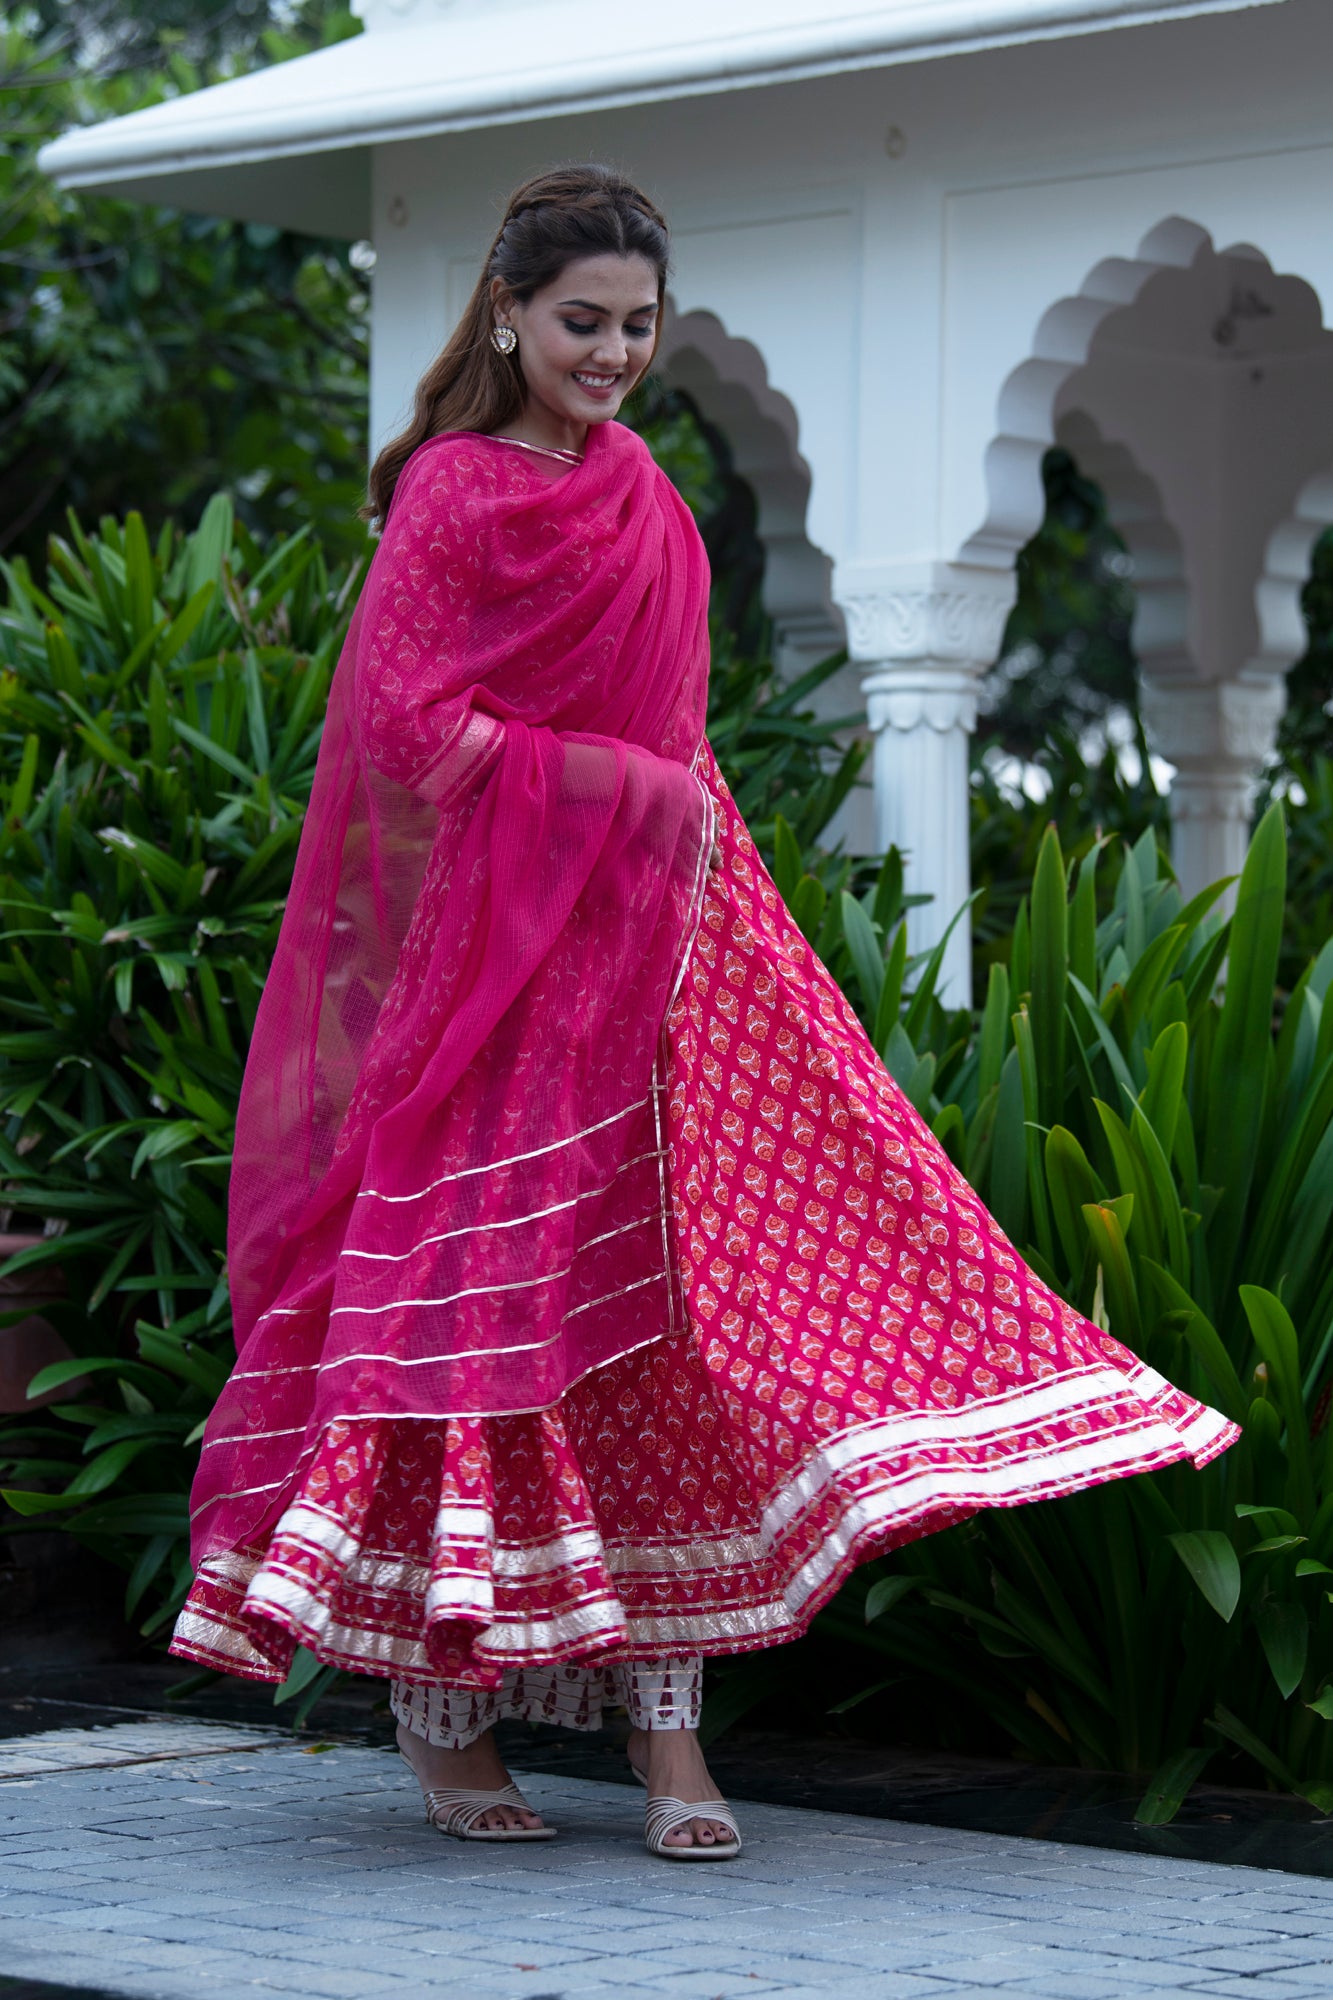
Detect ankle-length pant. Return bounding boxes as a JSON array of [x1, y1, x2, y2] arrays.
[[390, 1654, 703, 1749]]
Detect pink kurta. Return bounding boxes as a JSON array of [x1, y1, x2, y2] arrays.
[[174, 668, 1236, 1682]]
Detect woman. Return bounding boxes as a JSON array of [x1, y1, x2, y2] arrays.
[[171, 165, 1237, 1861]]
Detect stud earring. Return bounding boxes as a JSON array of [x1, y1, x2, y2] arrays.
[[491, 324, 517, 355]]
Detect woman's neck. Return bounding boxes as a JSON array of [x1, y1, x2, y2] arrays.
[[503, 407, 589, 457]]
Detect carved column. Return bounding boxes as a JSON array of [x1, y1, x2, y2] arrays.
[[834, 563, 1014, 1005], [1139, 675, 1287, 905]]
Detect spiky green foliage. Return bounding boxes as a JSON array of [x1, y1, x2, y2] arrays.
[[0, 499, 859, 1649], [0, 496, 367, 1629], [795, 812, 1333, 1819]]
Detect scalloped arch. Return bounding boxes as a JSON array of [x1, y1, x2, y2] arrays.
[[1052, 408, 1189, 678], [1255, 469, 1333, 678], [961, 216, 1329, 573], [655, 301, 838, 647]]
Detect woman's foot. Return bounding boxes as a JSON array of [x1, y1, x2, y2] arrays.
[[395, 1720, 547, 1833], [627, 1725, 734, 1850]]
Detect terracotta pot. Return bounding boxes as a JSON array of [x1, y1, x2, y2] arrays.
[[0, 1232, 81, 1414]]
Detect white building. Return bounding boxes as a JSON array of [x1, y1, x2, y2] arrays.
[[41, 0, 1333, 996]]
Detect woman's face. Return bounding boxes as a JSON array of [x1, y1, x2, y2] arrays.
[[495, 252, 660, 431]]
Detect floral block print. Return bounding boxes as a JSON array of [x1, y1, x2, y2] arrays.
[[172, 743, 1236, 1688]]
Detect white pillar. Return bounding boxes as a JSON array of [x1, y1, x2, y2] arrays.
[[834, 563, 1014, 1006], [1139, 675, 1286, 906]]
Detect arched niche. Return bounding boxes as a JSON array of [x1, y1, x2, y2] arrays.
[[968, 217, 1333, 678], [965, 217, 1333, 898], [654, 302, 872, 852]]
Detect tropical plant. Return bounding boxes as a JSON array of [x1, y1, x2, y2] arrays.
[[0, 495, 366, 1633], [1262, 755, 1333, 995], [2, 4, 368, 565], [8, 501, 1333, 1805], [971, 717, 1169, 987], [0, 496, 865, 1667], [781, 805, 1333, 1820]]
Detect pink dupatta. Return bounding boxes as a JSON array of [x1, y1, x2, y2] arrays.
[[190, 422, 714, 1567]]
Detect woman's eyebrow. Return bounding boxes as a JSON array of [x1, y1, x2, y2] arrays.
[[558, 298, 659, 316]]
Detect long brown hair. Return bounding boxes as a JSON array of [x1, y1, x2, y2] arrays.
[[365, 163, 671, 527]]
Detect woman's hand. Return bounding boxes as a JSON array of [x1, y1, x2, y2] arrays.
[[708, 841, 723, 874]]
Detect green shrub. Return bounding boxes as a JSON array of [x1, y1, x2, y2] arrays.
[[792, 808, 1333, 1819], [0, 498, 365, 1631], [0, 501, 862, 1648], [8, 501, 1333, 1814]]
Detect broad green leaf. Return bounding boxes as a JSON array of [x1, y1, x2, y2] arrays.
[[1255, 1599, 1308, 1699], [1029, 824, 1067, 1125], [772, 815, 802, 900], [1168, 1530, 1241, 1621], [1069, 840, 1102, 995], [871, 923, 908, 1053], [1081, 1202, 1141, 1349], [1139, 1019, 1187, 1157], [1236, 1502, 1300, 1533], [840, 891, 885, 1013], [865, 1574, 919, 1623], [977, 960, 1011, 1100], [1240, 1287, 1314, 1523], [1, 1488, 82, 1515], [1203, 805, 1286, 1292], [1207, 1704, 1301, 1792], [989, 1047, 1028, 1247], [827, 1675, 902, 1715], [1140, 1261, 1246, 1420], [1046, 1124, 1105, 1279], [63, 1493, 190, 1537], [1133, 1747, 1214, 1826], [273, 1644, 329, 1706]]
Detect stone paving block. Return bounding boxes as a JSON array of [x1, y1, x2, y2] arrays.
[[1018, 1980, 1201, 2000], [0, 1889, 94, 1916], [1156, 1919, 1332, 1950], [278, 1933, 602, 1981], [6, 1738, 1333, 2000], [763, 1986, 989, 2000], [620, 1977, 794, 1999], [1184, 1981, 1333, 1999], [1178, 1943, 1333, 1973]]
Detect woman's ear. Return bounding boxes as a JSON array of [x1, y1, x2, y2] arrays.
[[489, 275, 514, 326]]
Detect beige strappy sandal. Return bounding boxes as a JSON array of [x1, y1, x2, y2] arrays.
[[419, 1779, 558, 1842], [643, 1791, 743, 1861], [630, 1759, 743, 1861]]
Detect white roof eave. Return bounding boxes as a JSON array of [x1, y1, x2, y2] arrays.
[[41, 0, 1285, 196]]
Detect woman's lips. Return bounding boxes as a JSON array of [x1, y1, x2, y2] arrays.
[[572, 371, 620, 401]]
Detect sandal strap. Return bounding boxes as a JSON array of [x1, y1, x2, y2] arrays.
[[644, 1793, 742, 1855], [422, 1781, 538, 1836]]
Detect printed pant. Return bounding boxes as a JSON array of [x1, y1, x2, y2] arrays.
[[390, 1654, 703, 1749]]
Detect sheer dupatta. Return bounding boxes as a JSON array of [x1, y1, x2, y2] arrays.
[[190, 423, 714, 1567]]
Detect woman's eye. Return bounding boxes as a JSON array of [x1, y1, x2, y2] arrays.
[[563, 320, 598, 335], [626, 324, 654, 340]]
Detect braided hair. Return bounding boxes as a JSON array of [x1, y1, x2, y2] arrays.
[[365, 164, 671, 525]]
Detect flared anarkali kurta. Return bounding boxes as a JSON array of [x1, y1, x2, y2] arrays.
[[172, 423, 1237, 1691]]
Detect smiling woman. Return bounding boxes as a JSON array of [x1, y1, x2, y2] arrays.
[[492, 269, 660, 437], [362, 166, 669, 526], [169, 163, 1236, 1869]]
